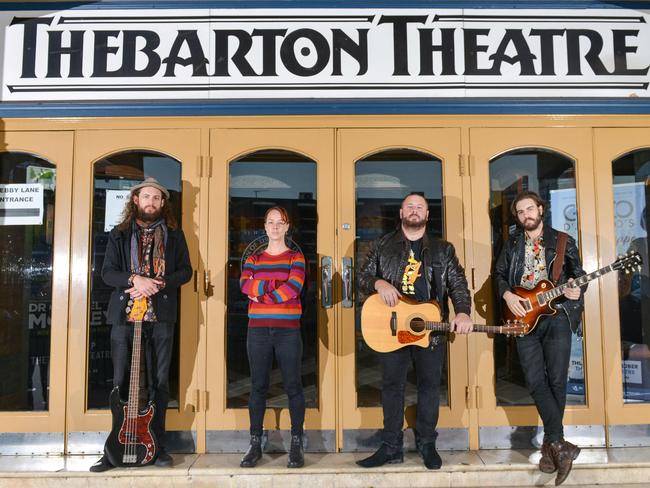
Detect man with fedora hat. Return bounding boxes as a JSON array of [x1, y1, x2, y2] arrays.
[[90, 177, 192, 472]]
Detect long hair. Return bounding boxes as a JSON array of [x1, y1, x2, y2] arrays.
[[116, 189, 178, 231]]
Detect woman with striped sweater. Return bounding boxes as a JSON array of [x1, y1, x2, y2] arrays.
[[239, 206, 306, 469]]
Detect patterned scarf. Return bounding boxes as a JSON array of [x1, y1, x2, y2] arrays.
[[128, 218, 167, 322]]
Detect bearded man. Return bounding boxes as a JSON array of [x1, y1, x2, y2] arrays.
[[90, 177, 192, 472], [494, 190, 585, 486], [356, 192, 473, 470]]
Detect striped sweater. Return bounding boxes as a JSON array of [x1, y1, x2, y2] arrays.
[[239, 249, 306, 328]]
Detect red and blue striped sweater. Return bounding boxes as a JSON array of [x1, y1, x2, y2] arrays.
[[239, 249, 305, 328]]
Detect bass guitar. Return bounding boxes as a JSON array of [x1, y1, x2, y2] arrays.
[[503, 251, 642, 332], [361, 294, 528, 353], [104, 297, 158, 468]]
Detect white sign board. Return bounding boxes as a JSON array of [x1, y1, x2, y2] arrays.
[[623, 360, 643, 384], [2, 8, 650, 101], [0, 184, 43, 225], [104, 190, 130, 232]]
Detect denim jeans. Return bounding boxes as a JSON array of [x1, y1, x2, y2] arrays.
[[379, 341, 447, 448], [516, 313, 572, 442], [247, 327, 305, 437], [111, 321, 175, 450]]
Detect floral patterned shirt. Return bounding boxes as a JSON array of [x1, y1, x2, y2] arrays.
[[520, 234, 548, 290]]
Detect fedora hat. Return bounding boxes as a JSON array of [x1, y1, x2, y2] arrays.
[[129, 177, 170, 199]]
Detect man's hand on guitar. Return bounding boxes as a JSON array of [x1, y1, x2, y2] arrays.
[[503, 290, 527, 317], [374, 279, 401, 307], [126, 275, 162, 299], [563, 278, 581, 300], [450, 313, 473, 334]]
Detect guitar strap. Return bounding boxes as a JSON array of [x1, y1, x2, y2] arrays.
[[552, 231, 568, 285]]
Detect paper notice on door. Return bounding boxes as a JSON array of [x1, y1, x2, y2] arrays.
[[0, 183, 44, 225], [105, 190, 131, 232]]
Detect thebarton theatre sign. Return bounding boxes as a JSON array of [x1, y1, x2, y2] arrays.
[[2, 8, 650, 101]]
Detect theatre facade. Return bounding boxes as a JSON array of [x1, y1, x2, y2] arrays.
[[0, 0, 649, 455]]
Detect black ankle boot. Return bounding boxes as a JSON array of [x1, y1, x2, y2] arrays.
[[420, 442, 442, 470], [287, 434, 304, 468], [356, 443, 404, 468], [240, 435, 262, 468]]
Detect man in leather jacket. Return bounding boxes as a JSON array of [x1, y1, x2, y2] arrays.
[[356, 193, 473, 470], [494, 190, 585, 486]]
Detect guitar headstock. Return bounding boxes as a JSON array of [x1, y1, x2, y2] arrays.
[[613, 250, 643, 274], [503, 320, 530, 337], [127, 297, 148, 322]]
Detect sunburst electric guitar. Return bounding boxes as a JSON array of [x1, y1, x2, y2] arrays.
[[104, 297, 158, 467], [502, 251, 642, 333], [361, 294, 529, 353]]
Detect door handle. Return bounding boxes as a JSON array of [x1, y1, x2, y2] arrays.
[[321, 256, 332, 309], [342, 257, 353, 308], [203, 270, 213, 297]]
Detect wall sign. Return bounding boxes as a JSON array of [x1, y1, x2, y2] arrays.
[[2, 8, 650, 100]]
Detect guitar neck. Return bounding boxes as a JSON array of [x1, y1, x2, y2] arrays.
[[127, 320, 143, 418], [542, 263, 614, 301], [423, 322, 510, 335]]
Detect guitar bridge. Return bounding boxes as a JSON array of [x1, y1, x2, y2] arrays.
[[390, 312, 397, 337]]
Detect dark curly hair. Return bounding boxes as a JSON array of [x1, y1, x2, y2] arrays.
[[116, 189, 178, 231]]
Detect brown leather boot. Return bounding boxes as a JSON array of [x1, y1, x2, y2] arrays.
[[550, 440, 580, 486], [539, 440, 556, 474]]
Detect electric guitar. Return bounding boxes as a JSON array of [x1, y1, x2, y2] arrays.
[[502, 251, 642, 332], [104, 297, 158, 468], [361, 294, 529, 353]]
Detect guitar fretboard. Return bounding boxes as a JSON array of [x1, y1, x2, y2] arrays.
[[541, 264, 613, 302], [423, 322, 516, 335]]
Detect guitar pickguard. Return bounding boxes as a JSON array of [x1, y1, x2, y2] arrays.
[[117, 404, 156, 465], [398, 331, 424, 344]]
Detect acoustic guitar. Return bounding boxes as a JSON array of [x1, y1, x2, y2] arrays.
[[104, 297, 158, 468], [361, 294, 529, 353], [502, 251, 642, 333]]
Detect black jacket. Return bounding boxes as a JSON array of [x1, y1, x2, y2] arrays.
[[358, 229, 471, 321], [102, 225, 193, 325], [494, 225, 586, 326]]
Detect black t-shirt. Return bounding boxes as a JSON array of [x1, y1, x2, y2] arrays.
[[401, 238, 430, 302]]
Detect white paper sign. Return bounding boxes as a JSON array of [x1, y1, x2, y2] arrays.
[[104, 190, 130, 232], [0, 184, 43, 226], [623, 360, 643, 384]]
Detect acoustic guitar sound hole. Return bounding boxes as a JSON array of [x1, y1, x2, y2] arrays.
[[410, 317, 425, 333]]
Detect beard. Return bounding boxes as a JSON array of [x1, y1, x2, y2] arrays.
[[401, 214, 427, 230], [137, 206, 163, 223], [521, 214, 543, 231]]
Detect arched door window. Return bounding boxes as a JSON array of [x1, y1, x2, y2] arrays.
[[227, 150, 318, 409], [0, 152, 56, 412], [87, 151, 182, 409], [354, 149, 444, 407], [612, 149, 650, 403], [489, 148, 585, 406]]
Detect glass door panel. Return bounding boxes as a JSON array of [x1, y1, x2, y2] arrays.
[[67, 130, 201, 454], [594, 128, 650, 446], [206, 129, 335, 452], [470, 128, 604, 449], [0, 131, 73, 454], [338, 128, 467, 451]]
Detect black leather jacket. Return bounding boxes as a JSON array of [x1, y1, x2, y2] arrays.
[[358, 229, 471, 321], [494, 225, 586, 326]]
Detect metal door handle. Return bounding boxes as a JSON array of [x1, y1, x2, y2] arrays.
[[203, 270, 213, 297], [321, 256, 332, 309], [342, 257, 353, 308]]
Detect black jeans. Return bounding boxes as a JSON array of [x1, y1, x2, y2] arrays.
[[516, 313, 572, 442], [111, 321, 175, 450], [247, 327, 305, 437], [379, 341, 447, 449]]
